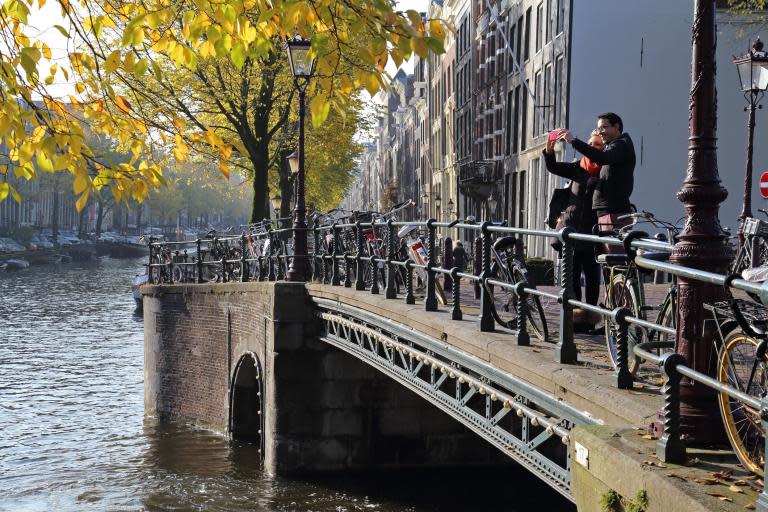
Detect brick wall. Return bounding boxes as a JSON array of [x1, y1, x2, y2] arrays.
[[143, 282, 507, 474]]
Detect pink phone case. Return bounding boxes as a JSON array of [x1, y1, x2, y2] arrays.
[[548, 129, 564, 142]]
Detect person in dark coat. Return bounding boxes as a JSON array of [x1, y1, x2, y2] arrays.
[[544, 131, 602, 332], [452, 240, 468, 272], [558, 112, 636, 252]]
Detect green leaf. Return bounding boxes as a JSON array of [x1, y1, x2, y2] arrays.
[[36, 152, 54, 173], [310, 95, 331, 127], [230, 42, 246, 69], [53, 24, 69, 38], [9, 183, 20, 203]]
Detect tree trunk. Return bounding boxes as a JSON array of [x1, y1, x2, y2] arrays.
[[136, 205, 143, 235], [249, 139, 271, 223], [95, 199, 105, 237]]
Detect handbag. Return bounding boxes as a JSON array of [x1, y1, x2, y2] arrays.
[[545, 185, 570, 229]]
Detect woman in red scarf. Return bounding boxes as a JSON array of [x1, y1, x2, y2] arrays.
[[543, 130, 602, 333]]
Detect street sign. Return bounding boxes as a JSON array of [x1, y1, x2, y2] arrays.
[[761, 171, 768, 199]]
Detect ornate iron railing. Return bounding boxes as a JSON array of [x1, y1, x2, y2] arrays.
[[146, 217, 768, 508]]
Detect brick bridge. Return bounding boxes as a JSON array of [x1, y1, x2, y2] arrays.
[[142, 280, 758, 512]]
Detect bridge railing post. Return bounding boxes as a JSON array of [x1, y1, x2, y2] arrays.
[[267, 229, 276, 281], [451, 267, 462, 320], [758, 400, 768, 511], [555, 227, 578, 364], [221, 254, 227, 283], [370, 222, 380, 295], [425, 219, 438, 311], [515, 282, 530, 346], [405, 260, 415, 304], [148, 243, 155, 285], [612, 308, 634, 390], [355, 222, 365, 290], [473, 235, 482, 299], [443, 236, 453, 292], [656, 352, 687, 464], [196, 239, 204, 283], [385, 220, 397, 299], [477, 222, 494, 332], [276, 234, 285, 281], [240, 234, 248, 283], [312, 218, 321, 282], [344, 251, 353, 288], [331, 223, 341, 286]]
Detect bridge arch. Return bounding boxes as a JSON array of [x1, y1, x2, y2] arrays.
[[229, 351, 264, 455]]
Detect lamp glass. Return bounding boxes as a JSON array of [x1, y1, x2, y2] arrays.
[[270, 194, 282, 211], [735, 55, 768, 92], [287, 151, 299, 174], [286, 39, 315, 78]]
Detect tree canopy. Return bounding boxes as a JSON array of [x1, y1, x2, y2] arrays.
[[0, 0, 448, 214]]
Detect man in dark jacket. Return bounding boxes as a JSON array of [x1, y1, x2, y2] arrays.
[[559, 112, 635, 241]]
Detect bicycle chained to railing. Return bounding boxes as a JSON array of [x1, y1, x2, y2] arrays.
[[596, 211, 682, 375], [482, 223, 549, 343]]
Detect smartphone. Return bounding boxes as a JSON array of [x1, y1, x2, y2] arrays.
[[548, 128, 565, 142]]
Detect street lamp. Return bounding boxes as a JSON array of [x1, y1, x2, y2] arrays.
[[421, 192, 429, 216], [285, 34, 316, 282], [270, 194, 282, 217], [447, 198, 455, 219], [734, 39, 768, 232], [435, 194, 441, 215]]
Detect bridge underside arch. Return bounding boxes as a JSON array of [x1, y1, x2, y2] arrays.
[[229, 352, 264, 452]]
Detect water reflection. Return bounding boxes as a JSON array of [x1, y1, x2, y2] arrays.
[[0, 257, 573, 511]]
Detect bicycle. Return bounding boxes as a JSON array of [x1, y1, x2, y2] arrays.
[[598, 211, 680, 375], [485, 230, 549, 343], [730, 209, 768, 276], [706, 281, 768, 476]]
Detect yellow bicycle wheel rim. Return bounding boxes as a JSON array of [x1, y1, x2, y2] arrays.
[[717, 332, 766, 476]]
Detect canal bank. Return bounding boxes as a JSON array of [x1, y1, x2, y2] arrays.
[[0, 257, 572, 511]]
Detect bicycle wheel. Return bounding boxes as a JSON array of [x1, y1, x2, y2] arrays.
[[718, 330, 767, 476], [604, 274, 644, 374], [488, 261, 517, 329], [512, 266, 549, 343]]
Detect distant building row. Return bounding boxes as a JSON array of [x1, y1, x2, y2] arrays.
[[345, 0, 767, 259]]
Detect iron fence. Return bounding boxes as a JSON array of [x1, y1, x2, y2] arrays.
[[145, 217, 768, 507]]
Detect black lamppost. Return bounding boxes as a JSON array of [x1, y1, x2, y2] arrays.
[[447, 198, 455, 219], [285, 35, 316, 282], [734, 39, 768, 234]]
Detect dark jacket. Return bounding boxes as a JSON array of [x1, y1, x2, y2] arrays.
[[543, 151, 598, 238], [572, 132, 635, 215], [452, 245, 468, 271]]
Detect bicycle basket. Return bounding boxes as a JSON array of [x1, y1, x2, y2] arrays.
[[743, 217, 768, 237], [705, 299, 768, 323]]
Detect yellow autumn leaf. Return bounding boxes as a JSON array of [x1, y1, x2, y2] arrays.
[[218, 161, 231, 178], [41, 42, 52, 60], [429, 19, 445, 41], [105, 50, 121, 73], [75, 188, 89, 212]]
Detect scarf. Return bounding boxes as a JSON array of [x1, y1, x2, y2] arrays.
[[580, 156, 601, 177]]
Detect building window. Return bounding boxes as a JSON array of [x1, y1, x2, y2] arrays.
[[533, 71, 542, 135], [554, 56, 563, 127], [524, 7, 531, 61], [521, 82, 528, 151], [536, 2, 543, 53], [517, 170, 527, 228], [509, 23, 517, 73], [513, 85, 521, 154], [544, 64, 552, 131], [556, 0, 565, 34], [545, 0, 551, 42]]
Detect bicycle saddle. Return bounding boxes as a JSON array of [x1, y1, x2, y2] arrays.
[[596, 254, 630, 265]]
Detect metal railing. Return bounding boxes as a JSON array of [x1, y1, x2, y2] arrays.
[[145, 217, 768, 506]]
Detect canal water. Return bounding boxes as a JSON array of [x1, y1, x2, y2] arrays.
[[0, 257, 574, 511]]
